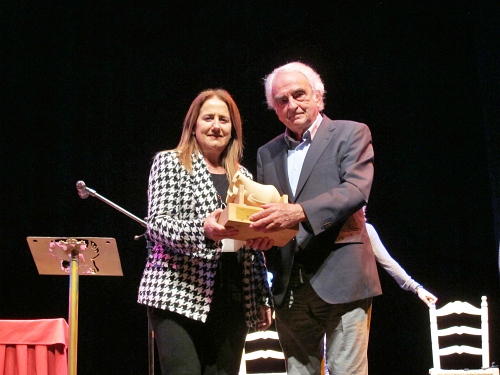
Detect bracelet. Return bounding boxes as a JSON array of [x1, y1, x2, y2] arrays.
[[415, 285, 423, 294]]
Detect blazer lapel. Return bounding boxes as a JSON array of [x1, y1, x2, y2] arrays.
[[295, 117, 335, 200], [274, 138, 294, 199]]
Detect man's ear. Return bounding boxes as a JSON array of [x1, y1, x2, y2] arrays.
[[314, 91, 324, 109]]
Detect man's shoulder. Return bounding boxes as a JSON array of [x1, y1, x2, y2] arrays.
[[258, 133, 285, 152], [327, 117, 369, 129], [323, 118, 371, 138]]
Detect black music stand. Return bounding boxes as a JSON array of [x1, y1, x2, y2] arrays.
[[27, 236, 123, 375]]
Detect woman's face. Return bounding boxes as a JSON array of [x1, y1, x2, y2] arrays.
[[195, 97, 232, 157]]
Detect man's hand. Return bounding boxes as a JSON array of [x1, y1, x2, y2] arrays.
[[249, 203, 306, 232]]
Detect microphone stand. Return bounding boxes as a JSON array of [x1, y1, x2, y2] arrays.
[[77, 182, 147, 228], [75, 181, 155, 375]]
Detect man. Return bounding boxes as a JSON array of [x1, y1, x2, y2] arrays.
[[249, 62, 382, 374]]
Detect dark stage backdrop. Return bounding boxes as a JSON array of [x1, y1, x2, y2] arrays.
[[2, 1, 499, 374]]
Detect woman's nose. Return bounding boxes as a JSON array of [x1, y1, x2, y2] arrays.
[[212, 118, 221, 129]]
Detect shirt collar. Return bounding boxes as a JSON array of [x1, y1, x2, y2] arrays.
[[284, 113, 323, 149]]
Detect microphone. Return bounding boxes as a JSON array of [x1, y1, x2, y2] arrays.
[[76, 180, 90, 199]]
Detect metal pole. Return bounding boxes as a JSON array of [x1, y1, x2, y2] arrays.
[[75, 181, 153, 374], [68, 249, 80, 375]]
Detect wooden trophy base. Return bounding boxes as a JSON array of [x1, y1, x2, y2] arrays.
[[218, 203, 298, 247]]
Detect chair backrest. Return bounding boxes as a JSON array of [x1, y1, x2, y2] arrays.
[[429, 296, 493, 371], [239, 330, 286, 375]]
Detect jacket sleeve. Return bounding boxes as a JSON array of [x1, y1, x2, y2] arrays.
[[241, 166, 273, 304], [254, 250, 273, 306], [301, 122, 374, 236], [146, 152, 216, 257]]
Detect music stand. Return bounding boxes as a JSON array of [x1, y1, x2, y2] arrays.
[[27, 236, 123, 375], [74, 180, 154, 375]]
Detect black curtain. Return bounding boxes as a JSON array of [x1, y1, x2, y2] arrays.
[[2, 1, 499, 373], [472, 1, 500, 276]]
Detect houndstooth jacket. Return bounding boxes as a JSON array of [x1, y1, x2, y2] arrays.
[[137, 150, 271, 328]]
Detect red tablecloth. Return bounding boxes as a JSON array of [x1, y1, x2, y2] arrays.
[[0, 318, 68, 375]]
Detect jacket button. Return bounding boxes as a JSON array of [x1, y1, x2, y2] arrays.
[[321, 222, 332, 230]]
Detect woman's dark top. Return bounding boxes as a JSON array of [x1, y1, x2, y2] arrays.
[[210, 173, 243, 301]]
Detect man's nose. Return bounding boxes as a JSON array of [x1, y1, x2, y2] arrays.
[[287, 97, 299, 110]]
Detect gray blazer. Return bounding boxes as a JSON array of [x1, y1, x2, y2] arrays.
[[256, 115, 382, 306]]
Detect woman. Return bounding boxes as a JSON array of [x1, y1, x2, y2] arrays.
[[367, 223, 438, 305], [363, 207, 438, 306], [138, 89, 273, 375]]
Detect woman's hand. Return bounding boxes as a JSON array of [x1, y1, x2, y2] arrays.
[[257, 305, 272, 331], [245, 237, 274, 251], [417, 287, 438, 306], [204, 208, 239, 241]]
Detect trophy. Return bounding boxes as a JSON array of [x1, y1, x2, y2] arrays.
[[218, 171, 299, 249]]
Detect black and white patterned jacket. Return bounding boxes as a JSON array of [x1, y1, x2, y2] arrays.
[[138, 151, 271, 328]]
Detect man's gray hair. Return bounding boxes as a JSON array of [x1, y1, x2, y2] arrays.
[[264, 61, 326, 111]]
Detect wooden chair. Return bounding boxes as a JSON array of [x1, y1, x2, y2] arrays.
[[429, 296, 498, 375], [239, 330, 286, 375]]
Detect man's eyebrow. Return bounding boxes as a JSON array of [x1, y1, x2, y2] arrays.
[[274, 87, 306, 101]]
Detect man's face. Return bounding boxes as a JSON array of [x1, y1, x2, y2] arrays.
[[272, 71, 321, 139]]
